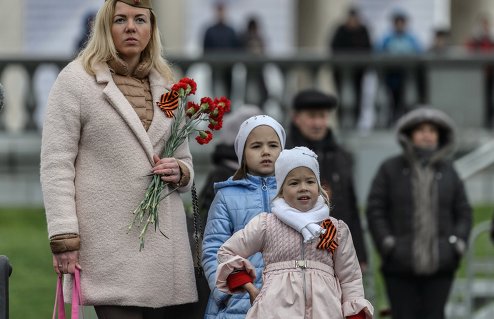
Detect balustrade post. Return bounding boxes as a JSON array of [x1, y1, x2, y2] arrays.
[[0, 255, 12, 319], [24, 65, 38, 131]]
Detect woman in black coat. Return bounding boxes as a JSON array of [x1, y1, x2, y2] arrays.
[[366, 107, 472, 319]]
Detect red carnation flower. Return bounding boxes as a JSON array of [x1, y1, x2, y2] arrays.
[[214, 96, 231, 113], [181, 77, 197, 95], [196, 130, 213, 144], [200, 97, 214, 112], [209, 104, 225, 121], [208, 118, 223, 130], [186, 101, 200, 117], [172, 77, 197, 97]]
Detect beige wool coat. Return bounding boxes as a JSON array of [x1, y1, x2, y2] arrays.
[[40, 60, 197, 307]]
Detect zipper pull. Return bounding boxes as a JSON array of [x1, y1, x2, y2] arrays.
[[261, 178, 267, 191]]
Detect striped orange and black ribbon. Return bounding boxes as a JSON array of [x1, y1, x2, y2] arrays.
[[317, 219, 338, 254], [156, 90, 179, 118]]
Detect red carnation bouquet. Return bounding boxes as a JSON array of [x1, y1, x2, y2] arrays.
[[129, 77, 230, 250]]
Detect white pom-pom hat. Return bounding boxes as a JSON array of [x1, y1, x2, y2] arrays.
[[275, 146, 320, 194]]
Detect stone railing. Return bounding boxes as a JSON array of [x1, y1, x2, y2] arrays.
[[1, 52, 494, 206], [1, 52, 493, 133]]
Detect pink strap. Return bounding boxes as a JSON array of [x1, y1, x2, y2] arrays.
[[53, 275, 64, 319], [52, 269, 82, 319]]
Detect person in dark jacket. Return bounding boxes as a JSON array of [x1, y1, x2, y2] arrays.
[[330, 7, 372, 127], [286, 89, 368, 270], [366, 107, 472, 319], [376, 10, 423, 127], [202, 2, 240, 98], [75, 11, 97, 55]]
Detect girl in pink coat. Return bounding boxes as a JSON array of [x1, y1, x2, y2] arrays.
[[216, 147, 374, 319]]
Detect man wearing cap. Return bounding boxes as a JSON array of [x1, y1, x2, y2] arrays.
[[286, 89, 368, 270]]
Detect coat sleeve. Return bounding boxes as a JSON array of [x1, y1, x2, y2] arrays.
[[40, 66, 82, 238], [216, 214, 266, 294], [201, 190, 235, 305], [330, 26, 344, 51], [198, 169, 231, 224], [365, 162, 395, 257], [346, 167, 368, 264], [172, 116, 194, 193], [198, 172, 216, 218], [333, 220, 374, 318], [451, 168, 472, 244]]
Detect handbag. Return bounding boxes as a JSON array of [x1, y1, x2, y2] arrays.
[[188, 181, 210, 318], [52, 268, 83, 319]]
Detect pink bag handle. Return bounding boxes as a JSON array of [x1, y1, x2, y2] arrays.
[[52, 268, 82, 319]]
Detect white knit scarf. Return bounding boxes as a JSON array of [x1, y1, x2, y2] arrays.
[[272, 196, 330, 243]]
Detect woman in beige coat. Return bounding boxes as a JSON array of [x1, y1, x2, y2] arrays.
[[40, 0, 197, 317], [216, 147, 373, 319]]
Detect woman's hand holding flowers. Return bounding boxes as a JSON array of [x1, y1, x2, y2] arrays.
[[152, 155, 181, 184]]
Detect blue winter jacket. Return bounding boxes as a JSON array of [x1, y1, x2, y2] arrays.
[[202, 174, 277, 319]]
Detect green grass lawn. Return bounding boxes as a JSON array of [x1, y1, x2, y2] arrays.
[[0, 208, 98, 319], [0, 206, 492, 319], [0, 208, 53, 319], [366, 205, 494, 317]]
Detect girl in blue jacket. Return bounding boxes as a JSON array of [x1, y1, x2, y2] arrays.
[[202, 115, 286, 319]]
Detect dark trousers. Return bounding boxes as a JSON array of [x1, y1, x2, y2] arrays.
[[383, 272, 454, 319], [383, 67, 427, 128], [333, 67, 365, 126], [212, 67, 233, 98], [383, 69, 406, 127], [484, 66, 494, 128], [94, 303, 194, 319]]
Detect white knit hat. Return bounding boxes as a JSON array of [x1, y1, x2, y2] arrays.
[[275, 146, 320, 194], [234, 115, 286, 165]]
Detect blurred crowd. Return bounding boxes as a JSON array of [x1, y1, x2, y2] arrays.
[[193, 4, 494, 130], [19, 2, 494, 134]]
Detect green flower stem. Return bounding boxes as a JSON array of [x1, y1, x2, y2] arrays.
[[129, 97, 191, 251], [130, 94, 215, 251]]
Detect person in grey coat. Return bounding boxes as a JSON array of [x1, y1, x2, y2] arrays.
[[366, 107, 472, 319]]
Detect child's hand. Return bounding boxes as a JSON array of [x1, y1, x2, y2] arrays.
[[242, 282, 260, 304]]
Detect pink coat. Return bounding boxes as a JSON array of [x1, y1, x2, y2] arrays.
[[217, 213, 374, 319]]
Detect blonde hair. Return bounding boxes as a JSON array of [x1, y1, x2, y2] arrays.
[[77, 0, 174, 82]]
